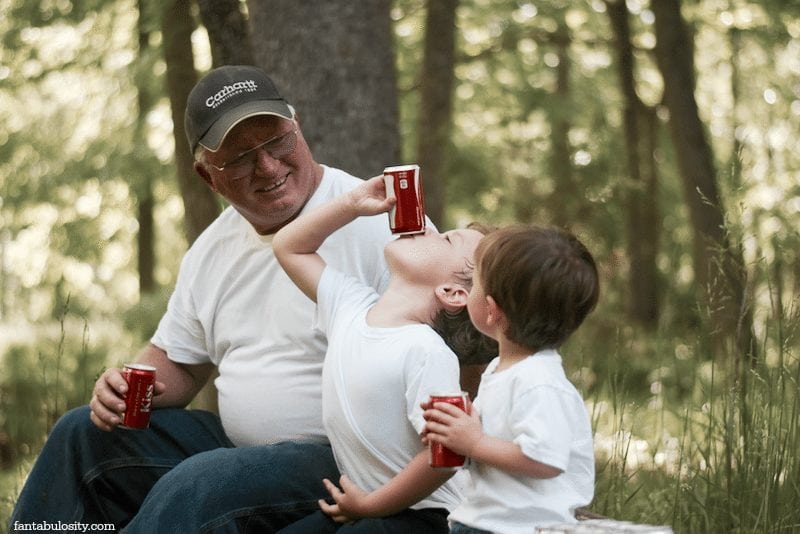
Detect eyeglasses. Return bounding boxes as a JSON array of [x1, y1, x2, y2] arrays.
[[207, 127, 299, 180]]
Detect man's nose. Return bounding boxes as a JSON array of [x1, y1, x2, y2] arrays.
[[253, 149, 281, 175]]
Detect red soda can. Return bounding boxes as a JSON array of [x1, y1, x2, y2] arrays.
[[383, 164, 426, 235], [121, 363, 156, 429], [429, 392, 470, 468]]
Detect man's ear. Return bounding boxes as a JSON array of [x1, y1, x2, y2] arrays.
[[194, 161, 218, 193], [435, 284, 469, 313]]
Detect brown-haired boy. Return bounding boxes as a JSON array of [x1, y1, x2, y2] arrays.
[[424, 224, 600, 533]]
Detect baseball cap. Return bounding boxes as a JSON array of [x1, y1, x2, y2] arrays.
[[184, 65, 294, 153]]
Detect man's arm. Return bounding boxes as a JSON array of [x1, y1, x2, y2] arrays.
[[89, 343, 215, 431], [273, 175, 393, 303], [319, 450, 454, 522]]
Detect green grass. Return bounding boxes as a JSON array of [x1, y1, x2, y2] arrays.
[[2, 310, 799, 533], [576, 315, 800, 533], [0, 311, 140, 532], [1, 458, 33, 532]]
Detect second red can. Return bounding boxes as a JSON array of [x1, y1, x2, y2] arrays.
[[383, 164, 426, 235], [121, 363, 156, 429], [429, 392, 470, 468]]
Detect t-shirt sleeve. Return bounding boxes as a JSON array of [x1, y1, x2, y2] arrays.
[[404, 343, 462, 435], [151, 258, 211, 365], [510, 385, 575, 471], [315, 266, 377, 338]]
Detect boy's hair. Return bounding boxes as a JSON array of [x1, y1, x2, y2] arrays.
[[432, 306, 499, 366], [476, 224, 599, 351], [431, 223, 499, 365]]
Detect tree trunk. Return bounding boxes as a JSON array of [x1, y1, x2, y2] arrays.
[[607, 0, 660, 328], [729, 26, 743, 192], [135, 0, 156, 295], [652, 0, 755, 366], [547, 19, 574, 229], [246, 0, 399, 179], [162, 0, 222, 414], [197, 0, 254, 67], [162, 0, 221, 245], [416, 0, 458, 228]]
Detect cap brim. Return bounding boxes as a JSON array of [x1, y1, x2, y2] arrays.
[[198, 100, 294, 152]]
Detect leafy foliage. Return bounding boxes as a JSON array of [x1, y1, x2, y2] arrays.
[[2, 0, 800, 531]]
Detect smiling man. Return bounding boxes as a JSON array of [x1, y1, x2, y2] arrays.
[[10, 65, 395, 533]]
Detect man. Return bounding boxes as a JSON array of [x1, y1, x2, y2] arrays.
[[10, 65, 394, 533]]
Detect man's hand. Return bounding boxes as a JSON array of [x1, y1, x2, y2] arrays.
[[89, 368, 166, 431]]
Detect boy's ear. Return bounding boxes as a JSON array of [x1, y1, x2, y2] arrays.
[[485, 295, 506, 328], [435, 284, 469, 313]]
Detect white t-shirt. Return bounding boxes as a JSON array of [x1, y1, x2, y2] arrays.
[[316, 267, 466, 511], [448, 350, 595, 533], [151, 166, 392, 446]]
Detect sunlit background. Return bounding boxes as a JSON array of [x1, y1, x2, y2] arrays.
[[2, 0, 800, 530]]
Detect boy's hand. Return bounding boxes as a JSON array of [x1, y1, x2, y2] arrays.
[[420, 396, 473, 444], [318, 475, 373, 523], [424, 401, 484, 457], [347, 175, 395, 216]]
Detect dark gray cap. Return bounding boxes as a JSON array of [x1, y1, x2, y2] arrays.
[[184, 65, 293, 153]]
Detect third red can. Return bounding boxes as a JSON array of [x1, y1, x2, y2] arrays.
[[429, 392, 470, 468], [121, 363, 156, 429], [383, 164, 426, 235]]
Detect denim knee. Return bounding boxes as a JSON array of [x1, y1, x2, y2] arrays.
[[51, 405, 93, 440]]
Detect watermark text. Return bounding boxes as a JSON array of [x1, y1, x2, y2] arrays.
[[12, 521, 115, 532]]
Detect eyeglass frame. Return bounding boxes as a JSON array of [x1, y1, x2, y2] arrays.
[[202, 122, 300, 180]]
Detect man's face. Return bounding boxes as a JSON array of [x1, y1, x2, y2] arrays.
[[196, 115, 322, 235]]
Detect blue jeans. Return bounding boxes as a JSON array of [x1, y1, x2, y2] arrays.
[[277, 508, 449, 533], [9, 406, 339, 533], [450, 521, 493, 534]]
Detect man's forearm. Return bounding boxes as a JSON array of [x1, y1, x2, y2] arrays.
[[139, 344, 214, 408]]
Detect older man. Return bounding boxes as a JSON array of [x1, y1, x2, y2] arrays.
[[10, 65, 395, 533]]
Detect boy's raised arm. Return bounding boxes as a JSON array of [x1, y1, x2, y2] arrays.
[[273, 175, 394, 303]]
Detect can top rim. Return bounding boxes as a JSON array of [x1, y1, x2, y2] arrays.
[[429, 392, 469, 399], [383, 164, 420, 172], [124, 363, 157, 372]]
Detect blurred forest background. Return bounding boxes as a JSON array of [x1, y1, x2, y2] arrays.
[[1, 0, 800, 532]]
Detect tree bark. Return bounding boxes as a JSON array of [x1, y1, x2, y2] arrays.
[[547, 18, 574, 229], [729, 26, 743, 192], [163, 0, 223, 413], [135, 0, 156, 295], [416, 0, 458, 227], [652, 0, 755, 365], [197, 0, 254, 67], [246, 0, 399, 179], [162, 0, 221, 245], [606, 0, 660, 328]]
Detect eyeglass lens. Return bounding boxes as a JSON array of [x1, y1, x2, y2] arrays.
[[223, 129, 297, 179]]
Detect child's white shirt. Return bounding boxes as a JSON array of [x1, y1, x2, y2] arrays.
[[315, 267, 467, 511], [448, 350, 595, 532]]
